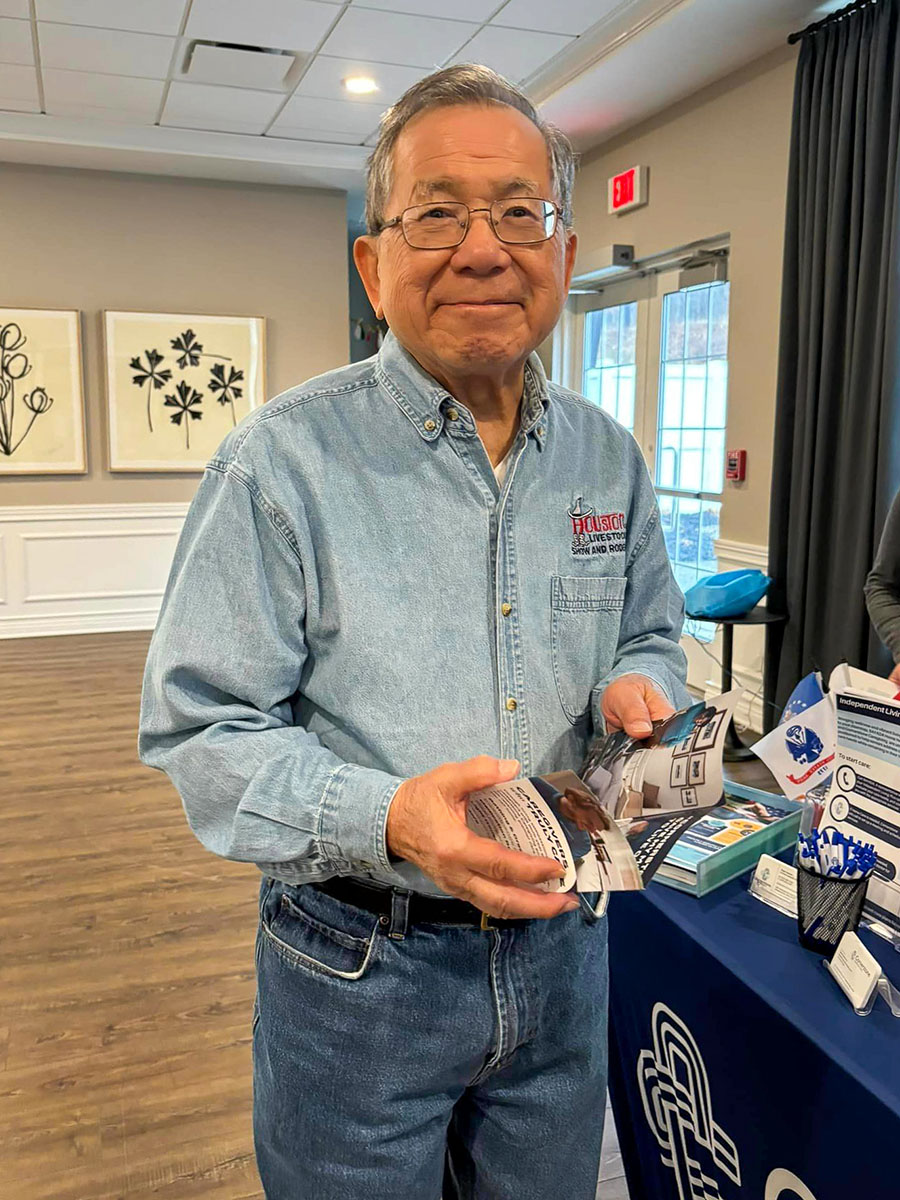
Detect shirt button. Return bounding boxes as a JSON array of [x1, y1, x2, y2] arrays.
[[423, 418, 437, 432], [446, 407, 459, 421], [506, 697, 518, 712], [536, 424, 545, 437], [501, 602, 512, 616]]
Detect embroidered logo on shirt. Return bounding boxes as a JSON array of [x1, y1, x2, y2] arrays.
[[568, 497, 626, 557]]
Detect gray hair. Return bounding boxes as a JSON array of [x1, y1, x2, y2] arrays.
[[364, 63, 577, 235]]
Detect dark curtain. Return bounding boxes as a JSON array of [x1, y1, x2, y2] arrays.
[[764, 0, 900, 728]]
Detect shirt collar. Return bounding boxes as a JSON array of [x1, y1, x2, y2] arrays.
[[375, 329, 549, 448]]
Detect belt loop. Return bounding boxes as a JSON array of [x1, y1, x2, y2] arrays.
[[388, 888, 410, 940]]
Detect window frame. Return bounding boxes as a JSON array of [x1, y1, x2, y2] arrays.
[[554, 257, 731, 643], [555, 265, 728, 506]]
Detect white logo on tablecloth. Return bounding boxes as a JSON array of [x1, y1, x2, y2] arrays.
[[637, 1003, 741, 1199], [764, 1169, 819, 1200]]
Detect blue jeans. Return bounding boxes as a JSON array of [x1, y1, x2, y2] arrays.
[[252, 878, 609, 1199]]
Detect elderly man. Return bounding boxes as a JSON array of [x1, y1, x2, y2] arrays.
[[139, 64, 688, 1200]]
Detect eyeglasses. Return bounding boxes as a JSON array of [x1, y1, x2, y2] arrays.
[[378, 198, 562, 249]]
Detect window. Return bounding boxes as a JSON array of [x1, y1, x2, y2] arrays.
[[656, 281, 729, 597], [553, 255, 730, 642], [582, 302, 637, 430]]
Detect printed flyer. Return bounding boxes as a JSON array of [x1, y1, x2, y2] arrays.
[[466, 691, 743, 897], [825, 677, 900, 936]]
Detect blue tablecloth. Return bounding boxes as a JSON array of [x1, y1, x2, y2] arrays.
[[607, 869, 900, 1200]]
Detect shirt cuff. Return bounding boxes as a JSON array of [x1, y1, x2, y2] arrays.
[[317, 761, 405, 875]]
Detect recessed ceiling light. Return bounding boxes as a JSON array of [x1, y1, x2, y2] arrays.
[[343, 75, 379, 95]]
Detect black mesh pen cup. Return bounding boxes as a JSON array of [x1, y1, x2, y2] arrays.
[[796, 863, 870, 955]]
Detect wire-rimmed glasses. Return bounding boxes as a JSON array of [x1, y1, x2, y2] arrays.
[[378, 198, 562, 249]]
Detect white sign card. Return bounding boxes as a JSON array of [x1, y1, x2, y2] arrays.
[[749, 855, 798, 917], [825, 931, 881, 1013]]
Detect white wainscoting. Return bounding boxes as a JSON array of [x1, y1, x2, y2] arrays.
[[680, 537, 769, 734], [1, 506, 771, 733], [0, 503, 189, 639]]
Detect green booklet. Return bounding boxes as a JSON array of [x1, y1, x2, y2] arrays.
[[653, 780, 801, 897]]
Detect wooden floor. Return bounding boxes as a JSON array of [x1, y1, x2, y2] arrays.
[[0, 632, 264, 1199], [0, 630, 777, 1199]]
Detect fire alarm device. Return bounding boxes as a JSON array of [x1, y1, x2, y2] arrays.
[[726, 449, 746, 482]]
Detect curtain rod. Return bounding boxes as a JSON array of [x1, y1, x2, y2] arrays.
[[788, 0, 876, 45]]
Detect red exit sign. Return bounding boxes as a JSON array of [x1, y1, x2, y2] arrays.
[[608, 165, 648, 215]]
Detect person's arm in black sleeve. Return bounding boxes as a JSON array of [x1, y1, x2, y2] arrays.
[[865, 488, 900, 672]]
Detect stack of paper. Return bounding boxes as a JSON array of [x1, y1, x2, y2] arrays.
[[654, 781, 801, 896]]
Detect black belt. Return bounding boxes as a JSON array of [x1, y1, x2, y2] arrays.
[[309, 875, 529, 931]]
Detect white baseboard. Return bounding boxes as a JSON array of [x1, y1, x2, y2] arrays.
[[0, 502, 189, 639], [714, 537, 769, 572]]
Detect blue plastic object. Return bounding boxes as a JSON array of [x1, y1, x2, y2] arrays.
[[683, 568, 771, 619]]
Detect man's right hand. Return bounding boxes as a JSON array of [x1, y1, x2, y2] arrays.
[[385, 755, 580, 921]]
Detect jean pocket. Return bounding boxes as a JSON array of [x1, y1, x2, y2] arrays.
[[261, 888, 381, 981], [550, 575, 627, 723]]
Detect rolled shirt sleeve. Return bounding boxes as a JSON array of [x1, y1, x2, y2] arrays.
[[138, 463, 404, 883]]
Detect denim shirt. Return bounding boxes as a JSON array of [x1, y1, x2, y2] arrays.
[[138, 331, 689, 896]]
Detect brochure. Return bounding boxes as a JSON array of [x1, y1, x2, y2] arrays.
[[466, 690, 743, 896], [751, 670, 836, 799], [654, 781, 801, 896], [824, 665, 900, 937]]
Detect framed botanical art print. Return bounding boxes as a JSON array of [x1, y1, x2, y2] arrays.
[[104, 311, 266, 471], [0, 307, 86, 475]]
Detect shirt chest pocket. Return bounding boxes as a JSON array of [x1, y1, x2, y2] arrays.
[[550, 574, 627, 724]]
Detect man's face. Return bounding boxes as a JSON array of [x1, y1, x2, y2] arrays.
[[354, 103, 577, 386]]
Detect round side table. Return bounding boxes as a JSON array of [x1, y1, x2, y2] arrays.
[[686, 606, 787, 761]]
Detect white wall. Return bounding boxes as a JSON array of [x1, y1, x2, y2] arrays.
[[0, 162, 350, 639]]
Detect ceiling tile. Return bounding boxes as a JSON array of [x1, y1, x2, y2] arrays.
[[449, 25, 572, 81], [38, 23, 176, 78], [161, 80, 284, 134], [35, 0, 187, 36], [356, 0, 498, 21], [270, 93, 382, 138], [0, 16, 33, 64], [267, 126, 364, 145], [0, 0, 29, 16], [322, 8, 477, 68], [42, 68, 163, 121], [186, 0, 340, 49], [295, 55, 427, 106], [492, 0, 619, 36], [180, 41, 302, 90], [0, 61, 38, 108]]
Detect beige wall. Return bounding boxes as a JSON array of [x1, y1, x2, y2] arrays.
[[571, 44, 798, 548], [0, 163, 349, 505]]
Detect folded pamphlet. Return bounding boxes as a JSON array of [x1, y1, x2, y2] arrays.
[[466, 690, 743, 896]]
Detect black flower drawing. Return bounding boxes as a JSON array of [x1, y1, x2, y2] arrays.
[[163, 380, 204, 450], [0, 322, 56, 458], [208, 362, 244, 426], [129, 348, 172, 433], [171, 328, 231, 371]]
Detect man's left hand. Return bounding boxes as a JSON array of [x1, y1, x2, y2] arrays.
[[600, 674, 674, 738]]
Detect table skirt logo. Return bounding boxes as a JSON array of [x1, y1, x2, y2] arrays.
[[637, 1002, 741, 1199], [567, 497, 626, 558]]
